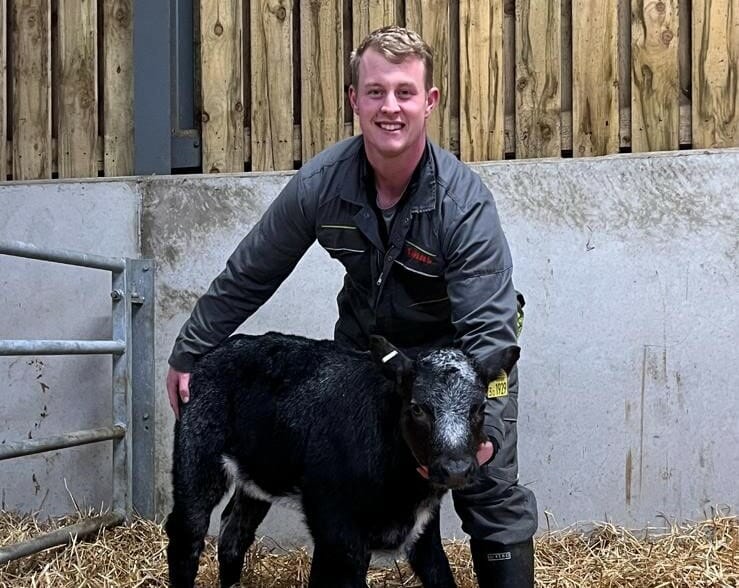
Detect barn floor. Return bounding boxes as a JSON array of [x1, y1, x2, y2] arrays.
[[0, 510, 736, 587]]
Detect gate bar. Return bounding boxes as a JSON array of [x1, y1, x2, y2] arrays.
[[0, 340, 126, 356], [112, 263, 132, 516], [0, 426, 126, 461], [0, 240, 125, 272], [0, 512, 124, 565]]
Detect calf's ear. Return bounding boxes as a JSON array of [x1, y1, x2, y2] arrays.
[[478, 345, 521, 381], [369, 336, 414, 385]]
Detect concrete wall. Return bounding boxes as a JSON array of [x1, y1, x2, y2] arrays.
[[1, 149, 737, 545]]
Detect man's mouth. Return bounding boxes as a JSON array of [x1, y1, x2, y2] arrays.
[[376, 122, 404, 132]]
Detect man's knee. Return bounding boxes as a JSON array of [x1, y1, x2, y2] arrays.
[[453, 472, 538, 544]]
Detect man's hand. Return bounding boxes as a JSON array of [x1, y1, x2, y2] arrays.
[[415, 441, 495, 479], [166, 367, 191, 420], [476, 440, 494, 467]]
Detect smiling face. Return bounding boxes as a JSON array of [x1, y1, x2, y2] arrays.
[[349, 48, 439, 167]]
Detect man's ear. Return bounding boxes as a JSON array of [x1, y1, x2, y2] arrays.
[[349, 85, 358, 114], [369, 335, 414, 386], [477, 345, 521, 382], [425, 86, 440, 118]]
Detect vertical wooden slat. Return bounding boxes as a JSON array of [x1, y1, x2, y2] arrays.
[[251, 0, 292, 171], [0, 0, 6, 180], [103, 0, 133, 176], [692, 0, 739, 148], [58, 0, 97, 178], [572, 0, 619, 156], [352, 0, 400, 136], [515, 0, 561, 158], [631, 0, 680, 152], [459, 0, 504, 161], [201, 0, 244, 173], [678, 0, 691, 145], [11, 0, 51, 180], [503, 0, 516, 156], [619, 0, 631, 149], [561, 0, 573, 152], [406, 0, 451, 149], [300, 0, 343, 160]]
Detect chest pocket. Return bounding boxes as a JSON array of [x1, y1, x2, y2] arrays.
[[393, 241, 449, 310], [317, 225, 371, 285]]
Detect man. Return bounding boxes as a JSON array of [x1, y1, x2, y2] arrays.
[[167, 26, 537, 587]]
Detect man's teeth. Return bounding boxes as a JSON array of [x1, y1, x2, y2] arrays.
[[379, 123, 402, 131]]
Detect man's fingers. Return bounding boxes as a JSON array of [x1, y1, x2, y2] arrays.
[[416, 465, 430, 479], [167, 382, 180, 420], [166, 368, 192, 420], [178, 372, 191, 403], [476, 441, 494, 466], [165, 370, 177, 418]]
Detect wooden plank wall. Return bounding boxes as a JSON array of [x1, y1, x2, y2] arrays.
[[573, 0, 620, 157], [406, 0, 452, 149], [251, 0, 293, 171], [0, 0, 6, 180], [57, 0, 97, 178], [515, 0, 561, 158], [300, 0, 344, 161], [631, 0, 680, 152], [202, 0, 734, 172], [12, 0, 51, 180], [353, 0, 401, 45], [459, 0, 505, 161], [692, 0, 739, 148], [0, 0, 133, 181], [200, 0, 244, 173], [103, 0, 134, 177], [1, 0, 738, 182]]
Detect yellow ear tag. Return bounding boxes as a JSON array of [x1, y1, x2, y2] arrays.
[[487, 371, 508, 399]]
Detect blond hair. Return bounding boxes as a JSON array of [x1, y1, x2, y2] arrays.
[[350, 26, 434, 90]]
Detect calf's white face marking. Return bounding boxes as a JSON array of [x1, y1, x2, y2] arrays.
[[417, 349, 481, 451]]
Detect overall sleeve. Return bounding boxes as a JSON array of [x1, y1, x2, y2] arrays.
[[442, 180, 519, 453], [168, 172, 317, 371]]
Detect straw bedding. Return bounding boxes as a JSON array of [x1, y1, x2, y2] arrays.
[[1, 509, 736, 587]]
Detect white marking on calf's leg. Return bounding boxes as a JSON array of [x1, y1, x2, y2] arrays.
[[400, 503, 436, 555]]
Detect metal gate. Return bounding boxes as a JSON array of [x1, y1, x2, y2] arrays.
[[0, 240, 155, 564]]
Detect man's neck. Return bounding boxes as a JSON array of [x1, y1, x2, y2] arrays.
[[366, 140, 426, 208]]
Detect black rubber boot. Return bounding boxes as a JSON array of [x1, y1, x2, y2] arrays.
[[469, 538, 535, 588]]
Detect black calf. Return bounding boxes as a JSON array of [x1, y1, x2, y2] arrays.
[[166, 332, 519, 587]]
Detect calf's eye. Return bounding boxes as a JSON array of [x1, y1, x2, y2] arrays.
[[410, 404, 425, 418]]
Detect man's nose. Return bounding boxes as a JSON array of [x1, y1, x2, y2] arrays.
[[381, 92, 400, 112]]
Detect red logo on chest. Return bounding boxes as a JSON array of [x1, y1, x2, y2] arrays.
[[405, 245, 434, 265]]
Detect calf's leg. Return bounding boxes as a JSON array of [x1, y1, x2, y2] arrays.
[[308, 540, 371, 588], [166, 435, 229, 588], [406, 509, 457, 588], [218, 487, 271, 587], [304, 501, 370, 588]]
